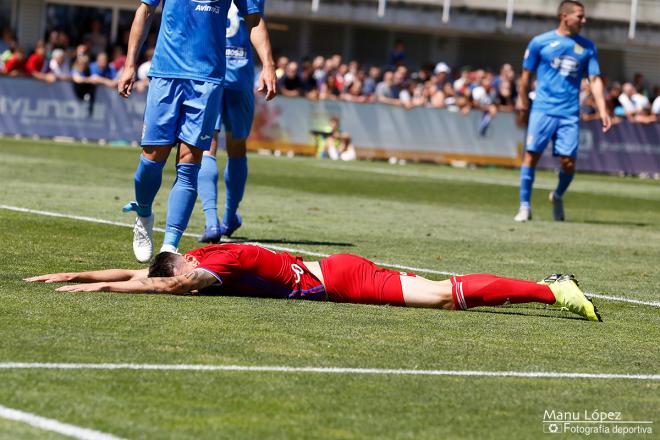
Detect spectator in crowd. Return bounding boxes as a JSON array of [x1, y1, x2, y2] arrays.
[[71, 55, 91, 83], [375, 70, 398, 105], [632, 72, 649, 98], [300, 60, 318, 99], [319, 73, 341, 100], [48, 48, 71, 80], [2, 47, 27, 76], [278, 61, 303, 97], [619, 83, 650, 118], [275, 55, 288, 79], [362, 66, 380, 96], [90, 52, 117, 85], [651, 87, 660, 120], [312, 55, 326, 87], [111, 46, 127, 71], [24, 41, 56, 82], [84, 18, 108, 56]]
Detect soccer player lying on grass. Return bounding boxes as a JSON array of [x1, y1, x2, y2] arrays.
[[25, 244, 601, 321]]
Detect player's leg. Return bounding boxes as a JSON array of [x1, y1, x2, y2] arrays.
[[220, 89, 254, 237], [548, 116, 580, 221], [197, 122, 221, 243], [402, 273, 599, 321], [162, 80, 223, 252], [515, 111, 557, 222], [124, 77, 181, 262]]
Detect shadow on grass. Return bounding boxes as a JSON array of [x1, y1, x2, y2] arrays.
[[577, 219, 651, 227], [466, 307, 587, 321], [231, 237, 355, 248]]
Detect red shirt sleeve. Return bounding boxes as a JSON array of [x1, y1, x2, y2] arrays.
[[196, 250, 242, 284]]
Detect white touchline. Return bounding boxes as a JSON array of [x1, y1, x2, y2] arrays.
[[0, 363, 658, 381], [0, 403, 125, 440], [2, 204, 659, 308]]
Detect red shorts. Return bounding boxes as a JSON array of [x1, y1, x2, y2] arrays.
[[320, 254, 412, 306]]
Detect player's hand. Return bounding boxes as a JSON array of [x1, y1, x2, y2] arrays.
[[601, 113, 612, 133], [257, 64, 277, 101], [56, 283, 108, 292], [24, 273, 76, 283], [118, 66, 136, 98]]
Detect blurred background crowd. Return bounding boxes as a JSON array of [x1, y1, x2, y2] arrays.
[[1, 21, 659, 125]]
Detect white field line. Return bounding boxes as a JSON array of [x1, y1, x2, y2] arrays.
[[0, 363, 658, 381], [0, 403, 124, 440], [3, 204, 659, 308]]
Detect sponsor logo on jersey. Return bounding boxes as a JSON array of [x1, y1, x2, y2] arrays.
[[195, 4, 221, 13], [226, 46, 247, 59], [573, 43, 584, 54], [200, 134, 212, 140], [226, 4, 241, 38], [551, 56, 580, 77], [550, 40, 560, 48]]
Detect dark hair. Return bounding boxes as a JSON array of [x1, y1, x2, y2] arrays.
[[558, 0, 584, 17], [148, 252, 180, 278]]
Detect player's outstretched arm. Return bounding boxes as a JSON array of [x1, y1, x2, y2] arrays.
[[118, 3, 156, 98], [25, 268, 149, 284], [54, 269, 218, 295], [589, 76, 612, 133], [247, 15, 276, 101]]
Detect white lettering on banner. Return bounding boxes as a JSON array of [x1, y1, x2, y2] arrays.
[[0, 97, 105, 121]]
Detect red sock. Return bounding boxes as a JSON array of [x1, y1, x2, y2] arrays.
[[450, 274, 555, 309]]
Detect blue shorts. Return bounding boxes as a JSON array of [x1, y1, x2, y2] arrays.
[[525, 111, 580, 158], [214, 88, 255, 140], [142, 77, 223, 151]]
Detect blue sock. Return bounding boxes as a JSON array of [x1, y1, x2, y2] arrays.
[[198, 155, 220, 229], [519, 165, 535, 209], [163, 162, 201, 249], [555, 169, 574, 198], [223, 157, 248, 226], [134, 155, 166, 217]]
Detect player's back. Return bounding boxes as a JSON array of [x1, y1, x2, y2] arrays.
[[187, 244, 325, 299], [524, 30, 599, 117]]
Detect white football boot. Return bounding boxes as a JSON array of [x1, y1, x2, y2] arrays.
[[514, 206, 532, 222], [159, 244, 178, 254], [132, 214, 154, 263]]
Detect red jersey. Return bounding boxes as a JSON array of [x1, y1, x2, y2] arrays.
[[185, 244, 326, 300]]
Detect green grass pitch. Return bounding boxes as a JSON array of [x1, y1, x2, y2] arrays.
[[0, 138, 658, 439]]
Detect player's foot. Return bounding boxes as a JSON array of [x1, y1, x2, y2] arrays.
[[514, 206, 532, 222], [549, 192, 565, 221], [160, 244, 178, 254], [543, 274, 602, 322], [132, 214, 154, 263], [199, 225, 222, 244], [219, 213, 242, 238]]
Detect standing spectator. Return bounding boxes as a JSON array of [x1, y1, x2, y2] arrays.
[[319, 74, 340, 100], [71, 55, 92, 83], [651, 86, 660, 119], [84, 18, 108, 56], [275, 55, 288, 79], [48, 48, 71, 80], [137, 48, 153, 80], [278, 61, 303, 96], [0, 28, 16, 55], [111, 46, 127, 71], [388, 39, 406, 67], [300, 61, 318, 99], [632, 73, 649, 98], [312, 55, 326, 87]]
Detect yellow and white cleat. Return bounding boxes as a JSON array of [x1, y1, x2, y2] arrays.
[[540, 274, 602, 322]]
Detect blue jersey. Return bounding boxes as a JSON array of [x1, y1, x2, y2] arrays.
[[143, 0, 260, 85], [523, 30, 600, 117], [224, 0, 264, 91]]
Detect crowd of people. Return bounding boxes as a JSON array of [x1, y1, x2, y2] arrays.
[[1, 25, 659, 124]]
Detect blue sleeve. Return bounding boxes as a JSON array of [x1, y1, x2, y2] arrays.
[[141, 0, 160, 6], [587, 45, 601, 77], [522, 38, 540, 73], [233, 0, 262, 16]]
